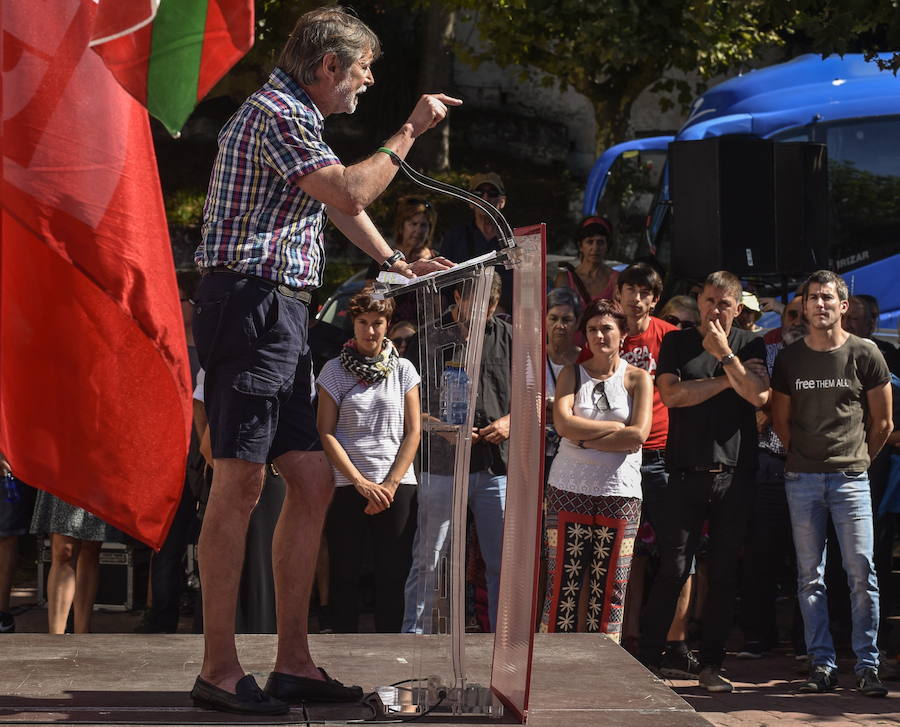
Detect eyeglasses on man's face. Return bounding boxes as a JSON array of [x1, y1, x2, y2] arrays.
[[473, 186, 502, 200]]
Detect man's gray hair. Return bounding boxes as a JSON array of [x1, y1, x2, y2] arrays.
[[278, 6, 381, 87], [703, 270, 743, 301], [547, 287, 582, 317]]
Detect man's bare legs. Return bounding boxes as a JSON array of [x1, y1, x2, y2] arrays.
[[0, 536, 16, 614], [314, 534, 330, 631], [198, 457, 266, 692], [72, 540, 102, 633], [271, 450, 334, 680]]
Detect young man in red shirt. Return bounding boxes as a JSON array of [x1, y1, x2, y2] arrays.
[[617, 263, 698, 678]]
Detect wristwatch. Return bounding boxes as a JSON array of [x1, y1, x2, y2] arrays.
[[381, 249, 406, 271], [721, 352, 737, 366]]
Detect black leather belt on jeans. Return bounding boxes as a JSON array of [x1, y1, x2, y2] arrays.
[[205, 267, 313, 305]]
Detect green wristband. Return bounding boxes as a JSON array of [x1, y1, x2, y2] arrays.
[[377, 146, 399, 163]]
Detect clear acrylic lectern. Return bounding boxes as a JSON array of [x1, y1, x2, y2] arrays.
[[374, 225, 546, 722]]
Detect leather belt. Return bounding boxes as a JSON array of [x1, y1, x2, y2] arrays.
[[689, 464, 736, 474], [205, 267, 313, 305]]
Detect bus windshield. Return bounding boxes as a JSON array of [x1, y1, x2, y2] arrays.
[[816, 116, 900, 270], [595, 147, 666, 262]]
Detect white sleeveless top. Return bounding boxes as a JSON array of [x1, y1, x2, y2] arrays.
[[547, 359, 642, 499]]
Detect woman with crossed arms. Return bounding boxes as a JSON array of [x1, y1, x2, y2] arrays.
[[540, 299, 652, 639]]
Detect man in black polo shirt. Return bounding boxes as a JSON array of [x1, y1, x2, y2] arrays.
[[639, 270, 768, 692]]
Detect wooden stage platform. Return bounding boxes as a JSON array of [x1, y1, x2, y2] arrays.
[[0, 633, 708, 726]]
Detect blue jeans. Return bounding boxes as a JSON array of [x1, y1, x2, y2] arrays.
[[784, 471, 880, 673], [402, 471, 506, 633]]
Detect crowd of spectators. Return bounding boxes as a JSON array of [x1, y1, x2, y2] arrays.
[[1, 4, 899, 710], [2, 179, 899, 703]]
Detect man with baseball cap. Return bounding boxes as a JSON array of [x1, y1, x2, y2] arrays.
[[736, 291, 763, 331], [440, 172, 513, 313]]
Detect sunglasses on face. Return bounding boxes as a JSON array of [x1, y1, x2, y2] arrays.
[[473, 186, 502, 200], [662, 314, 697, 329], [592, 381, 610, 413], [391, 335, 415, 347]]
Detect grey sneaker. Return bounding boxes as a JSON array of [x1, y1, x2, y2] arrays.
[[797, 664, 838, 693], [856, 668, 888, 698], [699, 666, 733, 693]]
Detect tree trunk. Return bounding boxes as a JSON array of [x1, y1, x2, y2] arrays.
[[407, 3, 456, 171]]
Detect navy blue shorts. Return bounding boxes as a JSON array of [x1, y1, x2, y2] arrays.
[[192, 272, 321, 464], [0, 477, 37, 537]]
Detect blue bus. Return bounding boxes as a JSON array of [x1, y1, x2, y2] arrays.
[[584, 53, 900, 332]]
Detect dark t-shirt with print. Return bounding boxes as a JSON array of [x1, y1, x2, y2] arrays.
[[771, 334, 891, 473], [658, 326, 765, 471]]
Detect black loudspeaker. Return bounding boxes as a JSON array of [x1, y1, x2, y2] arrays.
[[669, 137, 828, 278]]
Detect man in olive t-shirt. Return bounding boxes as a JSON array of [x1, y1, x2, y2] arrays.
[[772, 270, 893, 697]]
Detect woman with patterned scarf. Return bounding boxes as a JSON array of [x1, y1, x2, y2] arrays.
[[316, 290, 421, 633]]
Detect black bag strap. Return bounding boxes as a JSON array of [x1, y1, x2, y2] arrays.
[[560, 262, 592, 306]]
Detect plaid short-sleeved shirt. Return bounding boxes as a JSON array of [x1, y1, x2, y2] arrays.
[[195, 68, 341, 289]]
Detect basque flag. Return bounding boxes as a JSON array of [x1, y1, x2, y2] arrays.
[[92, 0, 254, 136], [0, 0, 252, 548]]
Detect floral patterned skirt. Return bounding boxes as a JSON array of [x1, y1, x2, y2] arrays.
[[539, 487, 641, 640]]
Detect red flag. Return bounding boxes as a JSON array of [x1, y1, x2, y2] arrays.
[[91, 0, 160, 44], [92, 0, 254, 136], [0, 0, 192, 549]]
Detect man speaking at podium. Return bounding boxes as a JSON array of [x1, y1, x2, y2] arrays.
[[191, 6, 456, 715]]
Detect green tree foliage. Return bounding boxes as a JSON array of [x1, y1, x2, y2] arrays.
[[439, 0, 900, 151], [764, 0, 900, 72], [441, 0, 784, 151], [214, 1, 900, 168]]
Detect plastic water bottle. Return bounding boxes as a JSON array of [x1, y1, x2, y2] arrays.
[[3, 473, 20, 504], [439, 361, 470, 425]]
